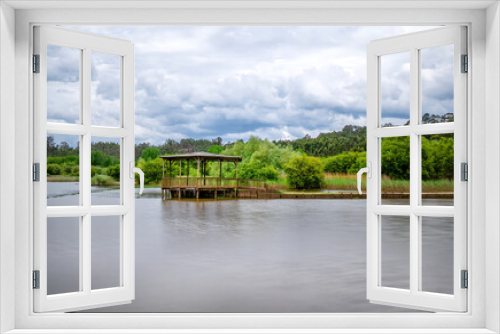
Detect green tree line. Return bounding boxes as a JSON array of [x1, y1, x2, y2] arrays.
[[46, 114, 454, 189]]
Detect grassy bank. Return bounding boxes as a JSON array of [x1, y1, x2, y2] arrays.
[[47, 175, 79, 182], [49, 172, 454, 194], [322, 173, 453, 193]]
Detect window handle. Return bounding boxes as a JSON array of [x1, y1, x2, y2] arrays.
[[129, 162, 144, 195], [357, 162, 371, 195]]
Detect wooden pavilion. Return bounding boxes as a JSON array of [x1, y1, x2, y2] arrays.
[[160, 152, 266, 199]]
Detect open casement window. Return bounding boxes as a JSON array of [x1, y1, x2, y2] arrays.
[[365, 26, 467, 312], [33, 26, 135, 312]]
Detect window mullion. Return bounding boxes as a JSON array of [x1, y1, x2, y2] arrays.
[[81, 47, 92, 294], [409, 47, 420, 294]]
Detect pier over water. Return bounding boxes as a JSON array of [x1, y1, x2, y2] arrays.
[[160, 152, 266, 199]]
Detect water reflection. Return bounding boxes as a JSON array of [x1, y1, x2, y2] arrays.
[[47, 184, 452, 313]]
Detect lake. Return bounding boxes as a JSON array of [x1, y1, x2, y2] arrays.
[[47, 182, 453, 313]]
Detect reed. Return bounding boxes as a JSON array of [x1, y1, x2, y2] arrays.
[[322, 173, 453, 193]]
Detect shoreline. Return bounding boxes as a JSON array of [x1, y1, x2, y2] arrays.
[[47, 180, 454, 200]]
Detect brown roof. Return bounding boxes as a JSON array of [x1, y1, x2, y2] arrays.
[[160, 151, 242, 162]]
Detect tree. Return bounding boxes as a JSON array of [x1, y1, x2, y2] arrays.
[[238, 161, 279, 181], [284, 155, 324, 189], [137, 157, 163, 184], [207, 145, 223, 154], [141, 147, 161, 162], [381, 137, 410, 180]]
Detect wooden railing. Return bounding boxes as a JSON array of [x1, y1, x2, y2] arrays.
[[162, 177, 266, 189]]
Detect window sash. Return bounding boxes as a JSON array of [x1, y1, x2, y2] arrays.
[[366, 26, 467, 312], [33, 25, 136, 313]]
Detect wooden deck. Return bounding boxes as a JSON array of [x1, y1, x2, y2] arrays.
[[161, 177, 266, 199]]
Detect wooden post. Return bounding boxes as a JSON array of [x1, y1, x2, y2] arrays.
[[178, 160, 182, 199], [197, 158, 200, 186], [203, 161, 206, 186], [219, 159, 221, 187], [187, 159, 189, 186], [162, 159, 165, 178], [235, 161, 239, 197]]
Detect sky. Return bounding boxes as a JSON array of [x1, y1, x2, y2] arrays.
[[47, 26, 453, 146]]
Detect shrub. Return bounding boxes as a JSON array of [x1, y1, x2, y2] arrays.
[[284, 155, 324, 189], [47, 164, 62, 176], [91, 166, 102, 177], [137, 157, 163, 184], [324, 151, 364, 174], [107, 164, 121, 180], [239, 162, 280, 181], [63, 165, 73, 175], [70, 165, 79, 177], [91, 175, 115, 186]]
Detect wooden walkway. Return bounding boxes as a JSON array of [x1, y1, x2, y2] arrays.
[[161, 177, 266, 199]]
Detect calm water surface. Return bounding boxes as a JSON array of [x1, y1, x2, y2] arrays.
[[47, 183, 453, 313]]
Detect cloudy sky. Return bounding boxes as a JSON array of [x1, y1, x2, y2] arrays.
[[47, 26, 453, 145]]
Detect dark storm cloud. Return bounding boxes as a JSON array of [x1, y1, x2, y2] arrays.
[[53, 26, 445, 143]]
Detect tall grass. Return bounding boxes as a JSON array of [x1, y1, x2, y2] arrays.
[[47, 175, 79, 182], [322, 173, 453, 193], [91, 175, 116, 187]]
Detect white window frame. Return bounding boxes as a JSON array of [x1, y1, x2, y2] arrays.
[[33, 25, 136, 313], [366, 26, 468, 312], [1, 2, 499, 333]]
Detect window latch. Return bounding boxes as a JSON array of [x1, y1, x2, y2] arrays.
[[357, 162, 371, 195], [130, 162, 144, 195]]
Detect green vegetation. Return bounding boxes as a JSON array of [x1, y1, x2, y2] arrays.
[[219, 137, 300, 180], [274, 125, 366, 157], [284, 156, 324, 189], [91, 175, 116, 186], [46, 114, 454, 193]]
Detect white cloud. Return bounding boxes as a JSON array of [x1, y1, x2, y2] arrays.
[[53, 25, 445, 145]]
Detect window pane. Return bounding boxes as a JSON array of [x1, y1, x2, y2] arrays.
[[380, 52, 410, 127], [422, 134, 454, 206], [421, 44, 454, 124], [47, 44, 81, 124], [47, 133, 80, 206], [381, 136, 410, 205], [91, 52, 121, 127], [91, 215, 121, 290], [421, 216, 454, 295], [91, 137, 121, 206], [381, 215, 410, 290], [47, 217, 80, 295]]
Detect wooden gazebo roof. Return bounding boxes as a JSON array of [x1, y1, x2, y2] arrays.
[[160, 152, 242, 163]]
